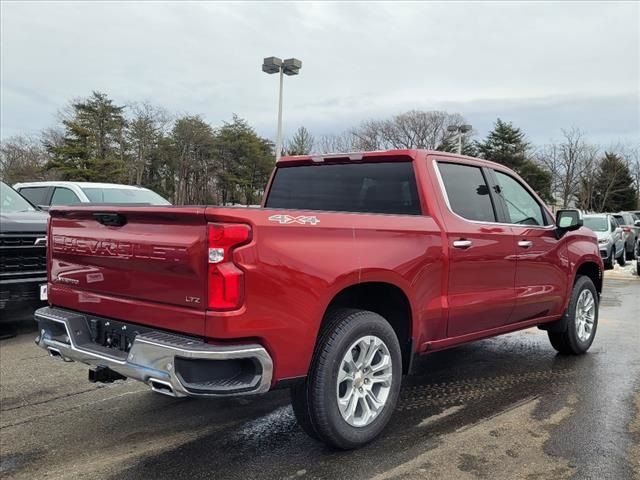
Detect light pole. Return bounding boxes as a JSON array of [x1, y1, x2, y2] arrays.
[[447, 124, 473, 154], [262, 56, 302, 161]]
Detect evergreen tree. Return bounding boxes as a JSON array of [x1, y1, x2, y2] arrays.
[[478, 118, 553, 203], [286, 126, 314, 155], [46, 92, 127, 181], [213, 115, 274, 205], [583, 152, 636, 211], [477, 118, 529, 170]]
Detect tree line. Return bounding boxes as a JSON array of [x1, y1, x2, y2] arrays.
[[1, 92, 273, 205], [291, 114, 639, 211], [1, 91, 638, 210]]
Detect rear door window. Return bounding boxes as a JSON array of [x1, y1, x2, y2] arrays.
[[265, 162, 421, 215], [51, 187, 81, 205], [17, 186, 50, 206], [437, 162, 496, 222]]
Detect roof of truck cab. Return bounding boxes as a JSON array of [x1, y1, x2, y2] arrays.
[[13, 181, 153, 190], [277, 149, 505, 169]]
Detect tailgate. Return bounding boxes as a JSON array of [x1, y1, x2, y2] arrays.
[[48, 206, 208, 335]]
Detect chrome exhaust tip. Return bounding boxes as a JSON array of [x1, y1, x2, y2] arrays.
[[47, 346, 73, 362], [149, 378, 177, 397], [47, 347, 62, 358]]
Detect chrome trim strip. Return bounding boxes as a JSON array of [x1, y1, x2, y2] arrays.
[[35, 307, 273, 397], [431, 158, 556, 231]]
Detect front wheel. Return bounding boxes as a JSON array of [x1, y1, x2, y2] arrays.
[[548, 275, 598, 355], [291, 309, 402, 449]]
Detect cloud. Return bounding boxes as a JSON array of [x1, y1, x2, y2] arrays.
[[1, 1, 638, 144]]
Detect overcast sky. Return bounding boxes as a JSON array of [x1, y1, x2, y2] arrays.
[[1, 1, 638, 146]]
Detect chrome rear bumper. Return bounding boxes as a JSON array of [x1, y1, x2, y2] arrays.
[[34, 307, 273, 397]]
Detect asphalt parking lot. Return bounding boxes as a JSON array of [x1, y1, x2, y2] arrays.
[[1, 274, 638, 480]]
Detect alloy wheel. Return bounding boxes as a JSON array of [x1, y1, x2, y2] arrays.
[[575, 289, 595, 342], [336, 335, 393, 427]]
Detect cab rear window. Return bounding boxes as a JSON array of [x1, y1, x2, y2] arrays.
[[265, 162, 421, 215]]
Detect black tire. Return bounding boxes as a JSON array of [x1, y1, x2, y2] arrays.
[[291, 308, 402, 449], [548, 276, 598, 355], [290, 380, 320, 440], [604, 249, 614, 270], [617, 248, 627, 266]]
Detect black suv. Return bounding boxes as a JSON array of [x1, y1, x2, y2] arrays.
[[0, 181, 48, 320]]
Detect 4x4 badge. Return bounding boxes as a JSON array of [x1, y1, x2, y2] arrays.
[[268, 214, 320, 225]]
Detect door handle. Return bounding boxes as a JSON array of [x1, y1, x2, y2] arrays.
[[453, 240, 472, 249], [518, 240, 533, 248]]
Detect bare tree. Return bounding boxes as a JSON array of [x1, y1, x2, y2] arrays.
[[350, 110, 469, 151], [537, 128, 599, 208], [577, 151, 600, 211], [314, 132, 361, 154], [126, 102, 172, 185], [0, 135, 52, 183]]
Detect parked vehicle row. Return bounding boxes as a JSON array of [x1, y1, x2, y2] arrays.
[[581, 211, 640, 271], [33, 149, 604, 449], [583, 214, 627, 270], [611, 212, 640, 261]]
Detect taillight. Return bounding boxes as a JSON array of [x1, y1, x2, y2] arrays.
[[47, 215, 52, 282], [622, 226, 630, 232], [207, 223, 251, 310]]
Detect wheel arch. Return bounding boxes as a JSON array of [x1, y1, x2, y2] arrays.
[[320, 281, 414, 374], [541, 258, 602, 334], [574, 260, 603, 296]]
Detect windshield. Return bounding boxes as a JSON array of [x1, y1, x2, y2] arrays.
[[1, 181, 36, 213], [583, 217, 607, 232], [81, 187, 170, 205]]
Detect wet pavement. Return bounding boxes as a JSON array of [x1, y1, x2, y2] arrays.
[[1, 277, 638, 480]]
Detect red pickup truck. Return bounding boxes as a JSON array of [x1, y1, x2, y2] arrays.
[[35, 149, 603, 449]]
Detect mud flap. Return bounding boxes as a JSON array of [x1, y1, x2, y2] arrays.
[[538, 314, 569, 333]]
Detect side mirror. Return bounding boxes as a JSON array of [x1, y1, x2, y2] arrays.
[[556, 209, 583, 232]]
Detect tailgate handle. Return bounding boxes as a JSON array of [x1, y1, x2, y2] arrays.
[[93, 213, 127, 227]]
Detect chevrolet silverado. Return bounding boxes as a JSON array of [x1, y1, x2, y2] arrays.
[[35, 149, 603, 448]]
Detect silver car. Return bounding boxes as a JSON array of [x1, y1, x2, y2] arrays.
[[612, 212, 640, 260], [583, 214, 626, 269]]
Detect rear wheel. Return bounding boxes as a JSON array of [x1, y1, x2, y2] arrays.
[[604, 248, 614, 270], [548, 276, 598, 355], [291, 309, 402, 449]]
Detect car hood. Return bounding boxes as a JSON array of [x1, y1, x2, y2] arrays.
[[595, 231, 611, 241], [0, 210, 48, 234]]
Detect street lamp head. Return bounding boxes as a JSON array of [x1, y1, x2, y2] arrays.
[[460, 124, 473, 133], [262, 56, 282, 74], [447, 125, 459, 133], [282, 58, 302, 76]]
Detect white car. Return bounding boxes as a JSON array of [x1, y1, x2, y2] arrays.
[[13, 181, 170, 208]]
